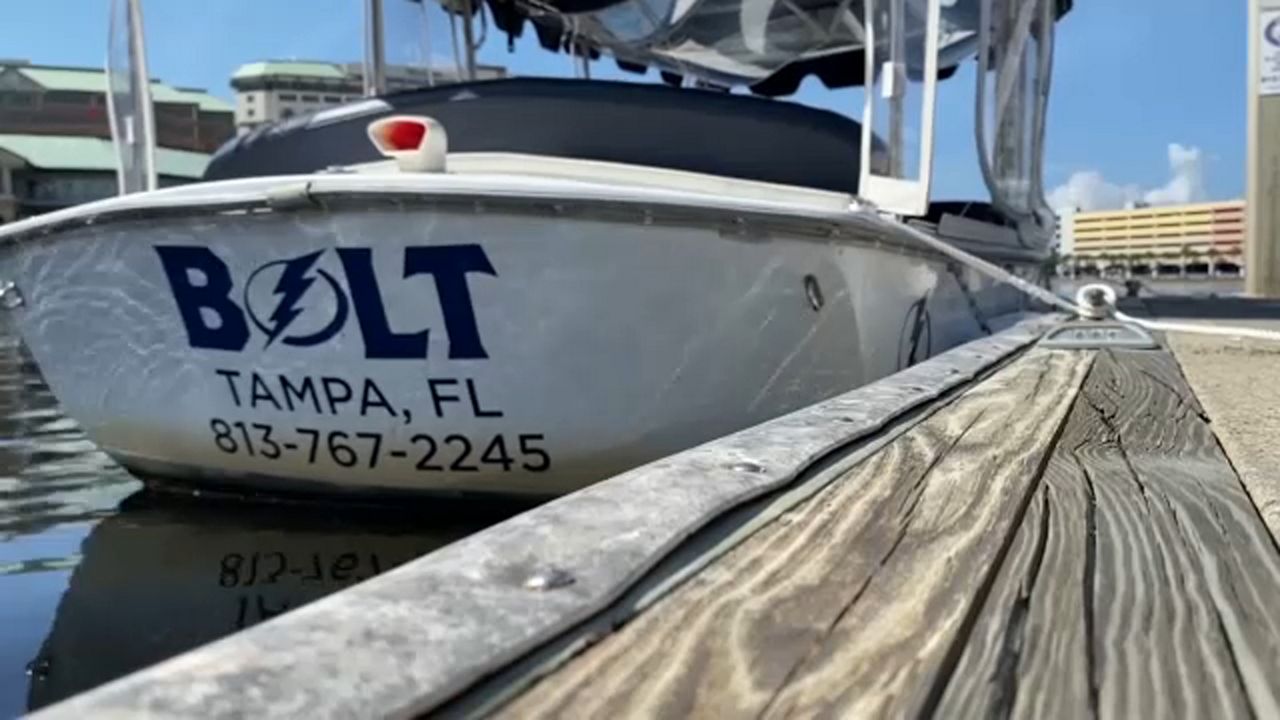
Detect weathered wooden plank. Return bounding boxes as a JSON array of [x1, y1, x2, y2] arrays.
[[30, 316, 1063, 720], [495, 349, 1092, 719], [1166, 332, 1280, 541], [934, 350, 1280, 719], [930, 448, 1093, 719]]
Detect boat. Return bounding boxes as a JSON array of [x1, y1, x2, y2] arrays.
[[0, 0, 1069, 497]]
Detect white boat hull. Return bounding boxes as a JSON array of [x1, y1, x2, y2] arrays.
[[0, 177, 1031, 495]]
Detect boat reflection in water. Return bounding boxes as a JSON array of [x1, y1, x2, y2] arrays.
[[2, 303, 535, 714], [25, 491, 533, 711]]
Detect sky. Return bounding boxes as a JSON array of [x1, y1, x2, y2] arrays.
[[2, 0, 1249, 208]]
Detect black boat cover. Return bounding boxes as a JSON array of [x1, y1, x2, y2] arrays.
[[204, 77, 866, 195]]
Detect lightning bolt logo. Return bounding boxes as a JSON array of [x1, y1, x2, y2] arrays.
[[265, 251, 322, 346], [244, 251, 350, 348]]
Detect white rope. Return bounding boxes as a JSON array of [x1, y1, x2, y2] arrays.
[[894, 217, 1280, 343], [897, 219, 1077, 313], [1115, 313, 1280, 343]]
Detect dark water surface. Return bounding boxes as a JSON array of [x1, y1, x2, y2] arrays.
[[0, 315, 530, 717]]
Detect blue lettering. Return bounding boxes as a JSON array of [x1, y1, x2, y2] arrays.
[[336, 248, 427, 359], [156, 246, 249, 351], [403, 245, 496, 360], [158, 245, 494, 360]]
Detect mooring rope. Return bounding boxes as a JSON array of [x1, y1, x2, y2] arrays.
[[895, 218, 1280, 343], [1114, 313, 1280, 342]]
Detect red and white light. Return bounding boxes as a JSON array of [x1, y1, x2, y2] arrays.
[[366, 115, 448, 173]]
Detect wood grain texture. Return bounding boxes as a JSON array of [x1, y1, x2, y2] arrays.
[[1166, 332, 1280, 541], [494, 349, 1093, 719], [934, 350, 1280, 719]]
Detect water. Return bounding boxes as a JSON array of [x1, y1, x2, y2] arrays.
[[0, 315, 531, 717]]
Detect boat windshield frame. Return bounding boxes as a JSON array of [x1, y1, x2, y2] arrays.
[[857, 0, 942, 217]]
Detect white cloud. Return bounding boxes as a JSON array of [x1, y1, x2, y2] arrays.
[[1049, 143, 1207, 213], [1141, 143, 1206, 207], [1047, 172, 1142, 214]]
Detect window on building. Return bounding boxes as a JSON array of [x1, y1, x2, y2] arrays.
[[245, 95, 255, 104], [44, 91, 89, 104], [323, 95, 341, 103], [279, 93, 297, 101], [300, 94, 319, 103], [246, 108, 255, 118], [3, 93, 35, 107]]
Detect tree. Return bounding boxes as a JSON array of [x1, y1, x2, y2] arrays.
[[1206, 246, 1222, 276]]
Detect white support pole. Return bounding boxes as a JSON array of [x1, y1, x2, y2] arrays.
[[364, 0, 387, 96], [129, 0, 157, 191], [461, 0, 478, 81], [418, 0, 436, 87], [105, 0, 157, 194], [858, 0, 941, 216]]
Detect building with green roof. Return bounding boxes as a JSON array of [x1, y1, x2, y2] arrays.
[[0, 60, 230, 222], [0, 60, 234, 154], [0, 134, 208, 178], [0, 133, 208, 222], [232, 61, 349, 82]]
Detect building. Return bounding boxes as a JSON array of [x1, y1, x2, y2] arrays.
[[1053, 209, 1075, 255], [0, 60, 234, 153], [0, 60, 233, 223], [0, 135, 209, 221], [1064, 200, 1246, 277], [230, 60, 506, 134], [1060, 200, 1245, 278]]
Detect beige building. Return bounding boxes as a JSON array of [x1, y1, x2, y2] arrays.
[[1061, 200, 1245, 277], [230, 61, 506, 134]]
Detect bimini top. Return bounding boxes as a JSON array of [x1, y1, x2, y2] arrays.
[[483, 0, 1072, 94], [205, 77, 870, 194]]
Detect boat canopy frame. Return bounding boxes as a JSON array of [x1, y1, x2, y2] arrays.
[[856, 0, 941, 216], [103, 0, 1059, 248], [975, 0, 1057, 242], [105, 0, 158, 195], [431, 0, 1059, 240]]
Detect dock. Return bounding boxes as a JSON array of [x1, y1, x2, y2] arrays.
[[26, 304, 1280, 719]]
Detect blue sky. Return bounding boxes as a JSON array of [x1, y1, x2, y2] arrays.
[[3, 0, 1248, 204]]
